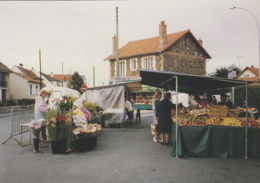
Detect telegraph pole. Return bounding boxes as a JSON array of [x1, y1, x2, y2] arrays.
[[62, 62, 64, 87], [93, 66, 95, 87], [39, 49, 42, 89], [115, 7, 119, 81]]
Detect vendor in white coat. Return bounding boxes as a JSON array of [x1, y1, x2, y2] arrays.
[[33, 89, 48, 153], [125, 97, 134, 123]]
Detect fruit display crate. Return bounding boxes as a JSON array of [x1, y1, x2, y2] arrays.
[[208, 105, 228, 117]]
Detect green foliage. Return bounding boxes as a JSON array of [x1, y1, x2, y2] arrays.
[[209, 64, 241, 79], [211, 66, 229, 78], [234, 85, 260, 112], [72, 71, 84, 94], [18, 99, 35, 106]]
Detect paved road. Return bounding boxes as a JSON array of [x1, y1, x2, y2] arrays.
[[0, 111, 259, 183]]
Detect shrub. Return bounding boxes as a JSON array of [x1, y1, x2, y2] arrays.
[[234, 85, 260, 118], [18, 99, 35, 106]]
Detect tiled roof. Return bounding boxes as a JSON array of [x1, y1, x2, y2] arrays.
[[0, 62, 12, 73], [236, 67, 259, 78], [105, 29, 211, 60], [49, 74, 71, 82], [42, 73, 61, 82], [17, 66, 40, 80], [237, 76, 259, 86], [14, 72, 40, 83]]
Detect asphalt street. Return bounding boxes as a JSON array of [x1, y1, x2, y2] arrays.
[[0, 110, 259, 183]]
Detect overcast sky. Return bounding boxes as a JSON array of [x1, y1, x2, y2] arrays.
[[0, 0, 260, 87]]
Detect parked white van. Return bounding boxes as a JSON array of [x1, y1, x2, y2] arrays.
[[42, 87, 81, 109]]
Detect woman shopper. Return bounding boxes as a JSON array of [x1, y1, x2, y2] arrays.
[[34, 89, 49, 153], [156, 92, 176, 145], [152, 91, 162, 142]]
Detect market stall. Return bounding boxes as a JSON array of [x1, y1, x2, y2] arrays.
[[74, 81, 142, 126], [140, 69, 258, 158]]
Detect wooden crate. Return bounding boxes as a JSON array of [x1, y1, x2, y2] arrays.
[[208, 105, 228, 117], [228, 109, 240, 118]]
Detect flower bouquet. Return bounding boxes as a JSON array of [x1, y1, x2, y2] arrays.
[[27, 118, 45, 130], [82, 101, 103, 117]]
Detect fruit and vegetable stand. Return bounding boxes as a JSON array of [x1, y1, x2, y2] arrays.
[[171, 121, 260, 158], [140, 70, 258, 158]]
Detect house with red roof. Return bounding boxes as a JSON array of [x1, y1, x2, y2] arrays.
[[10, 64, 43, 101], [105, 20, 211, 84], [48, 73, 72, 88], [236, 66, 259, 85]]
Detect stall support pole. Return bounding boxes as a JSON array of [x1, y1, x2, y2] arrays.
[[245, 82, 248, 159], [175, 76, 178, 158]]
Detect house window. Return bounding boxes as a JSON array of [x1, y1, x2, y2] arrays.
[[130, 59, 137, 71], [142, 57, 154, 70], [119, 61, 126, 77], [30, 85, 32, 95]]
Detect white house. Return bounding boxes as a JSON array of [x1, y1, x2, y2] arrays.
[[236, 66, 259, 85], [9, 72, 40, 101]]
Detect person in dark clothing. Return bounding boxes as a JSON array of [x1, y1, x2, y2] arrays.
[[218, 93, 235, 109], [156, 92, 176, 145]]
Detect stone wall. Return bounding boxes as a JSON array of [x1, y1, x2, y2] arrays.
[[164, 33, 207, 76]]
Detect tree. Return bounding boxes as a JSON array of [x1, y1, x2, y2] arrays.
[[72, 72, 84, 94], [209, 64, 241, 78], [208, 64, 242, 94]]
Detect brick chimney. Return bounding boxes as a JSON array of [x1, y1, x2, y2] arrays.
[[159, 20, 167, 48], [112, 35, 116, 56], [198, 38, 203, 46]]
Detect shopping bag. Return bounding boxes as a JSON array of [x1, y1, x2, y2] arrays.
[[151, 124, 159, 135]]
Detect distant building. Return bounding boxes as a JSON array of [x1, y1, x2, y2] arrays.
[[49, 74, 72, 88], [236, 66, 259, 85], [35, 72, 62, 88]]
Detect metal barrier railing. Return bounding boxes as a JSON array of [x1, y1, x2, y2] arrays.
[[3, 105, 35, 146]]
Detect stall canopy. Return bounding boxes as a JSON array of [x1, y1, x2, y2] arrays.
[[140, 70, 256, 93], [74, 81, 142, 126]]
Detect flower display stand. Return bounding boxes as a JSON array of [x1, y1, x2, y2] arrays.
[[72, 135, 97, 153], [50, 139, 67, 154]]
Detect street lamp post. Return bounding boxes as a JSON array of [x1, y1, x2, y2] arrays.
[[230, 6, 260, 82]]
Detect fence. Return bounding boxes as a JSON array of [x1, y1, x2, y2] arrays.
[[3, 105, 35, 146]]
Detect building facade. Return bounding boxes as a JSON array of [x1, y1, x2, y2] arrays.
[[105, 21, 211, 84]]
